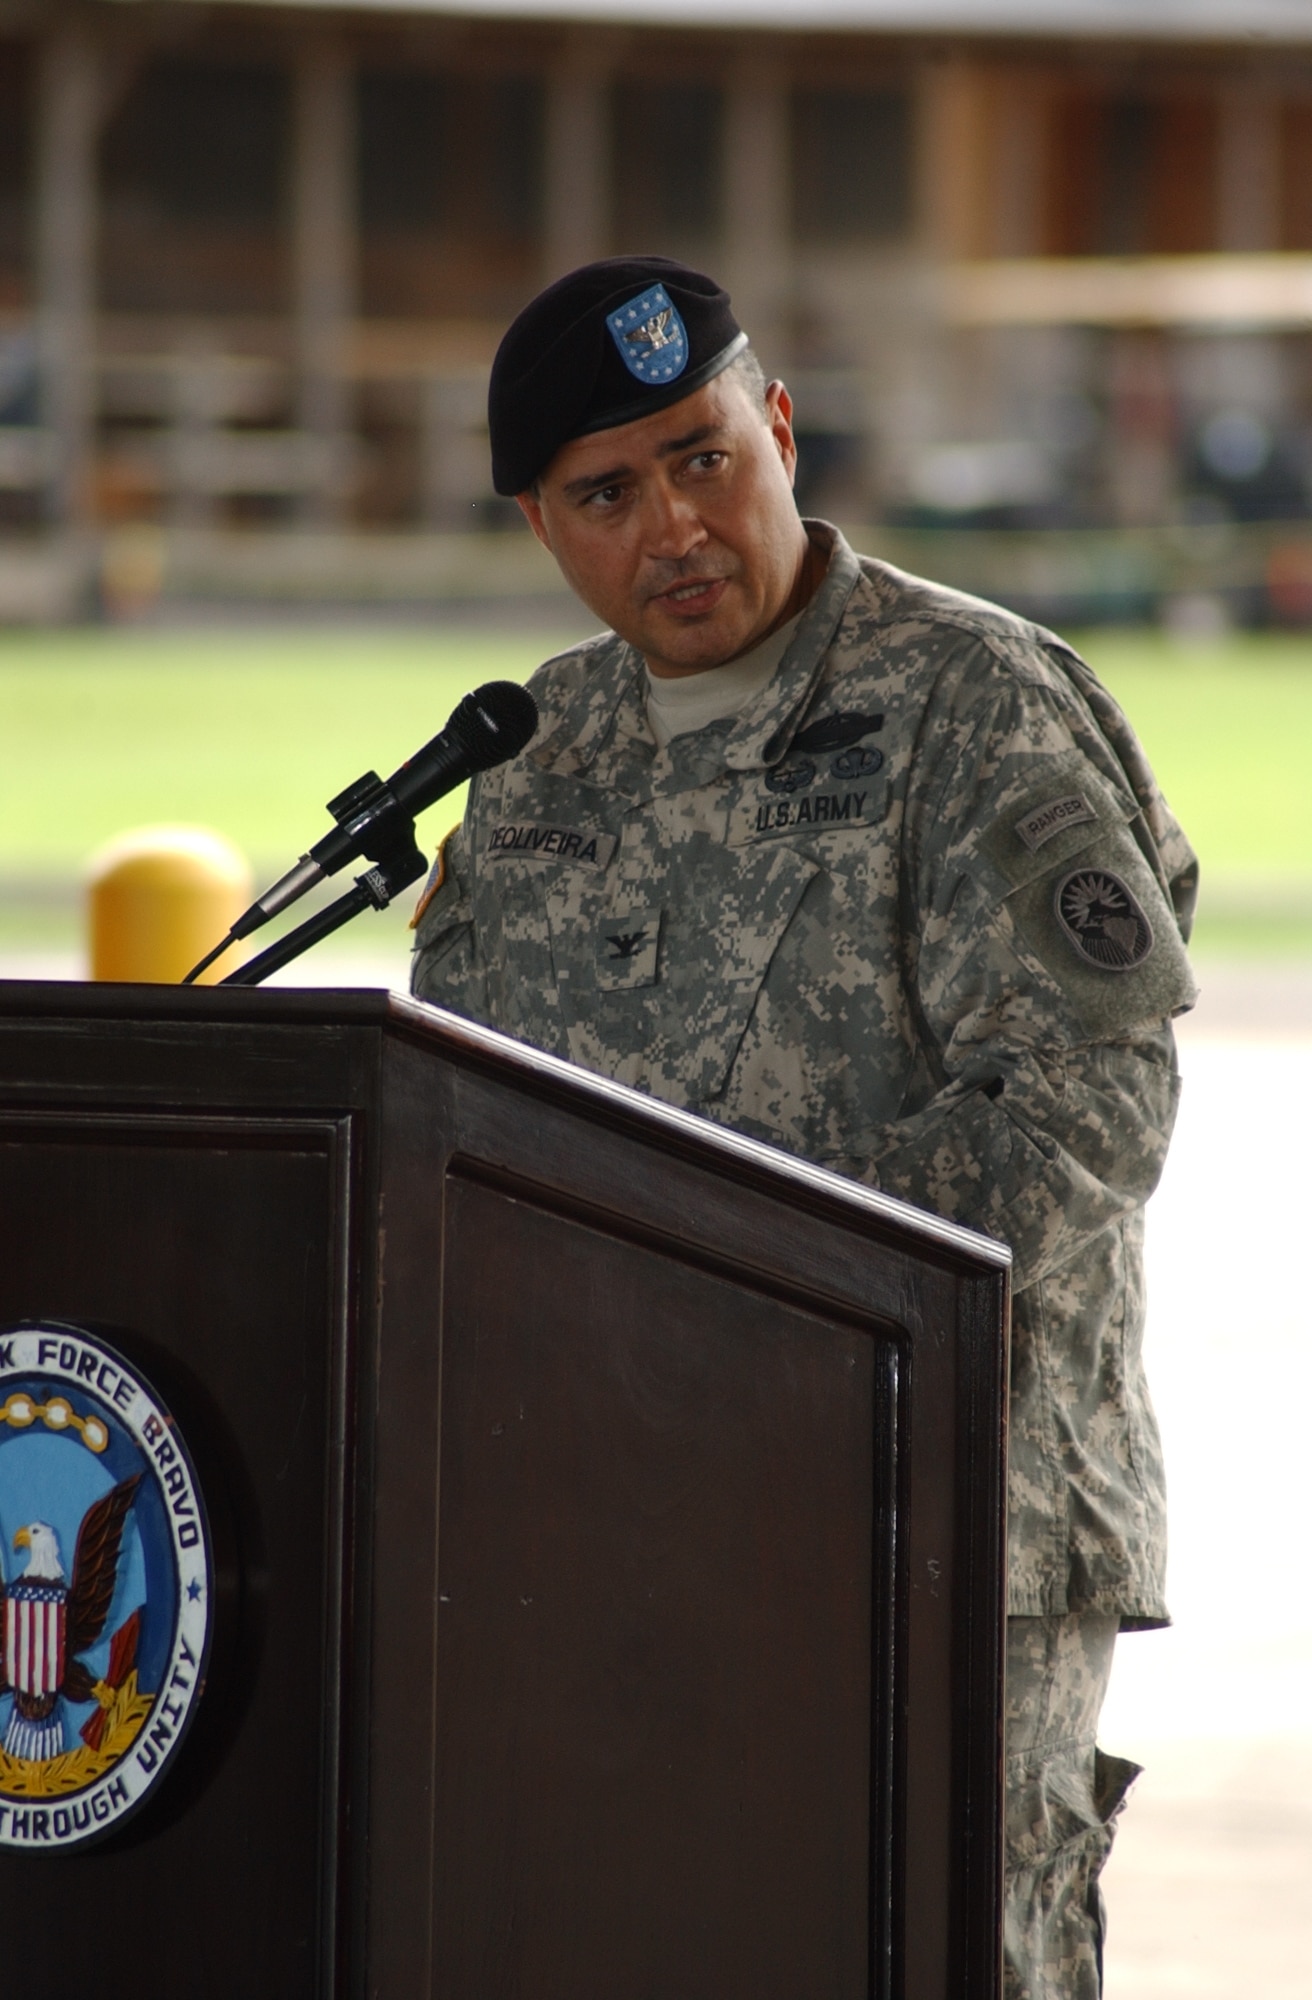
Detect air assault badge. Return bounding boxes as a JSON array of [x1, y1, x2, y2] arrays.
[[765, 757, 817, 796], [0, 1323, 213, 1852]]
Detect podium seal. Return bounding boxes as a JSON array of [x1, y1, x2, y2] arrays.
[[0, 1323, 212, 1851]]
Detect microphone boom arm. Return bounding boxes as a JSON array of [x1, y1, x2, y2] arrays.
[[219, 822, 427, 989]]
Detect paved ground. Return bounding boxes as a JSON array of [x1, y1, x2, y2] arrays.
[[1, 950, 1307, 1993], [1102, 1738, 1312, 2000], [1092, 983, 1312, 2000]]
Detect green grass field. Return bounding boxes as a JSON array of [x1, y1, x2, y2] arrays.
[[0, 627, 565, 875], [1, 623, 1309, 956]]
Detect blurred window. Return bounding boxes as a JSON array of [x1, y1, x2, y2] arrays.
[[1044, 93, 1217, 256], [484, 76, 544, 240], [1102, 100, 1155, 254], [357, 70, 541, 318], [358, 71, 542, 240], [612, 82, 723, 243], [1149, 99, 1218, 253], [791, 88, 912, 244], [358, 72, 445, 229], [1279, 104, 1312, 250], [0, 43, 28, 202], [102, 62, 289, 226], [0, 40, 30, 294]]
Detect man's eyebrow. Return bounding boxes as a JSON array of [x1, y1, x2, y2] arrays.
[[657, 422, 722, 457], [562, 463, 630, 499], [560, 423, 727, 499]]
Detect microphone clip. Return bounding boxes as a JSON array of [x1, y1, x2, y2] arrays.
[[322, 768, 426, 890], [317, 769, 410, 874], [219, 812, 428, 989]]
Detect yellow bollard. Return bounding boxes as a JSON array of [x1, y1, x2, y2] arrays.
[[86, 825, 252, 984]]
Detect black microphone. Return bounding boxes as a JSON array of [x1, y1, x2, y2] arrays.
[[184, 680, 537, 981]]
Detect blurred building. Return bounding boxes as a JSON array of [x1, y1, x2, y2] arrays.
[[4, 0, 1312, 618]]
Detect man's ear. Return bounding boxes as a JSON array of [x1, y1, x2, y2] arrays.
[[517, 488, 552, 551], [765, 380, 799, 489]]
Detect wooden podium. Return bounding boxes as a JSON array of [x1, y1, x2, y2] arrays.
[[0, 985, 1009, 1999]]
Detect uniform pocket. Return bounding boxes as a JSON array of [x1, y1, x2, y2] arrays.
[[659, 843, 819, 1103], [1004, 1741, 1140, 2000], [594, 906, 662, 990], [547, 844, 818, 1107]]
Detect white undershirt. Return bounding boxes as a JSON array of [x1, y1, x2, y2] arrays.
[[644, 611, 804, 750]]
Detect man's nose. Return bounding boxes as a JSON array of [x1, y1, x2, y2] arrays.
[[641, 478, 706, 558]]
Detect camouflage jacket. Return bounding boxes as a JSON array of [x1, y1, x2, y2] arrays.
[[412, 524, 1198, 1622]]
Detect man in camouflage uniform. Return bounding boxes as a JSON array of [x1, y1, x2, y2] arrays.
[[411, 258, 1198, 1997]]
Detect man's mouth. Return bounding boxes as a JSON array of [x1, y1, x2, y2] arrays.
[[653, 576, 729, 613]]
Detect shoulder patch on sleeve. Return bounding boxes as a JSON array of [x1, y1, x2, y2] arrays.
[[980, 762, 1128, 890], [1006, 827, 1197, 1034], [410, 825, 459, 929], [1053, 867, 1154, 971]]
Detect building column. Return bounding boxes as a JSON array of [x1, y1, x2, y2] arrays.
[[293, 41, 356, 526], [167, 339, 225, 532], [916, 57, 991, 263], [419, 372, 490, 529], [543, 40, 612, 280], [1217, 85, 1281, 252], [989, 73, 1046, 258], [723, 56, 791, 369], [872, 57, 991, 493], [1106, 331, 1177, 529], [35, 23, 99, 528]]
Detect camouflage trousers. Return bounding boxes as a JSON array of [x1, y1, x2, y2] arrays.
[[1004, 1614, 1140, 2000]]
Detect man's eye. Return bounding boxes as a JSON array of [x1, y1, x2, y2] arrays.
[[690, 451, 725, 473], [584, 484, 625, 509]]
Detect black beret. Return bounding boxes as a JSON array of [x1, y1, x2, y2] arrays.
[[488, 256, 748, 496]]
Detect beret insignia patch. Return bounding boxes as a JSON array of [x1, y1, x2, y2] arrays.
[[1054, 869, 1154, 971], [608, 285, 689, 384]]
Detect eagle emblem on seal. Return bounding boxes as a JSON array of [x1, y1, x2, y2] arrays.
[[1, 1477, 141, 1762], [0, 1324, 213, 1852]]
